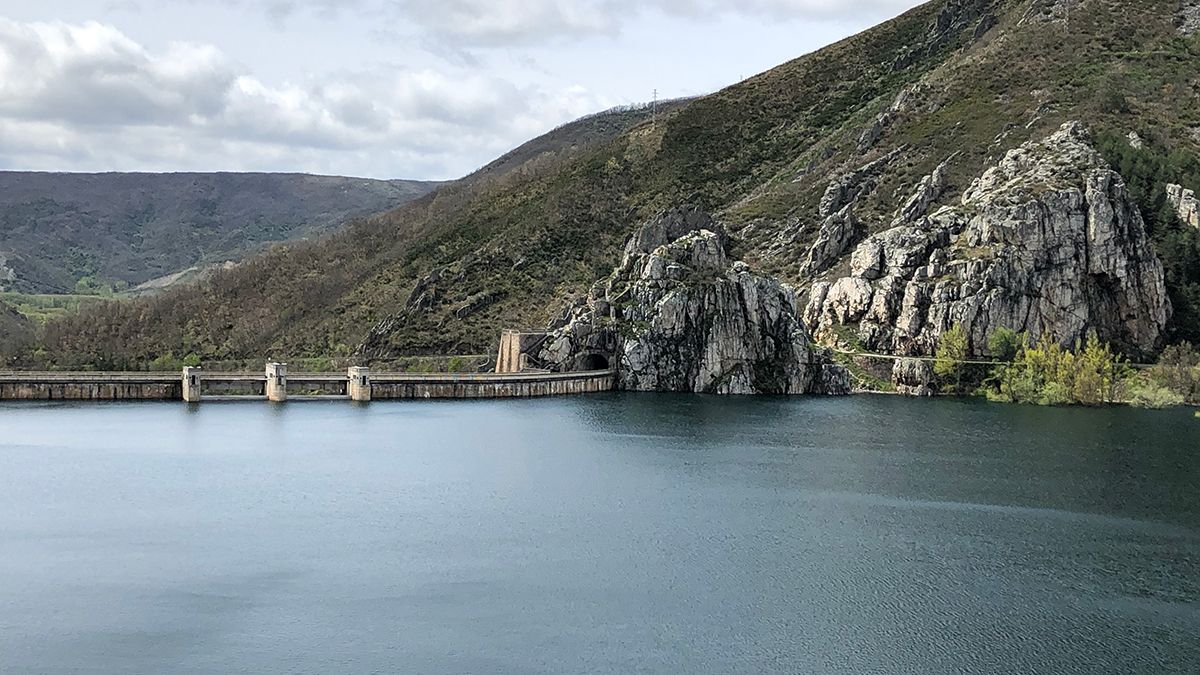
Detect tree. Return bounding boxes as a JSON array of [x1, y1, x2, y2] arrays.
[[935, 324, 970, 393], [1136, 342, 1200, 405], [987, 334, 1129, 406], [987, 327, 1023, 362]]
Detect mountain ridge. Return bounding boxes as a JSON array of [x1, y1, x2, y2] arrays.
[[0, 171, 441, 294], [13, 0, 1200, 369]]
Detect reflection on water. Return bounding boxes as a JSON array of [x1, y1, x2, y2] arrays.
[[0, 394, 1197, 674]]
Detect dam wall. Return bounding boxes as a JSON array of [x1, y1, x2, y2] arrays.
[[372, 370, 615, 399], [0, 368, 615, 402], [0, 373, 180, 401]]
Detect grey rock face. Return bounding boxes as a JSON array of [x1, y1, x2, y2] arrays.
[[805, 122, 1171, 358], [798, 206, 861, 278], [818, 149, 904, 218], [535, 206, 850, 395], [772, 149, 904, 269], [892, 358, 936, 397], [1167, 183, 1199, 230], [858, 112, 893, 153], [858, 84, 940, 153], [0, 254, 15, 283], [1179, 1, 1200, 35], [892, 156, 954, 226], [892, 0, 993, 71], [1023, 0, 1082, 24]]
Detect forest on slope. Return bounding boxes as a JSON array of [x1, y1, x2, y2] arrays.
[[0, 172, 439, 294]]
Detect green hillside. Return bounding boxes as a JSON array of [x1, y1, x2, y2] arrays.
[[0, 172, 439, 294], [0, 299, 31, 363], [17, 0, 1200, 369]]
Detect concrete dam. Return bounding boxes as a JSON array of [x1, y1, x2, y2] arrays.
[[0, 329, 616, 402], [0, 365, 615, 402]]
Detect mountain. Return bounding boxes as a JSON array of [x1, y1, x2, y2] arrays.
[[19, 0, 1200, 369], [0, 172, 440, 293]]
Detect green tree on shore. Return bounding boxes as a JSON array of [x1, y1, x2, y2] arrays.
[[987, 327, 1023, 362], [934, 324, 969, 393], [987, 334, 1127, 406], [1127, 342, 1200, 408]]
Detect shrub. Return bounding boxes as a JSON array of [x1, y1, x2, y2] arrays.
[[1141, 342, 1200, 404], [1128, 379, 1186, 409], [149, 352, 182, 372]]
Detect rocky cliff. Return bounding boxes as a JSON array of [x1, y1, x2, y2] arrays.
[[802, 122, 1170, 358], [1167, 183, 1199, 230], [533, 207, 850, 395]]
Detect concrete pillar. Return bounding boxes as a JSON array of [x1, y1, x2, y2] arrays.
[[348, 367, 371, 402], [182, 367, 202, 402], [265, 362, 287, 402], [496, 330, 518, 373]]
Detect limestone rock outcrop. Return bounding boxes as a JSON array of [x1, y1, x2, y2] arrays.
[[1167, 183, 1199, 230], [804, 122, 1171, 358], [534, 207, 850, 395], [858, 83, 941, 153], [819, 149, 904, 218], [1023, 0, 1083, 24], [1179, 1, 1200, 35], [797, 206, 861, 278], [892, 155, 954, 226]]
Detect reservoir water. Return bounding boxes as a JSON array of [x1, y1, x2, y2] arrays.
[[1, 394, 1197, 673]]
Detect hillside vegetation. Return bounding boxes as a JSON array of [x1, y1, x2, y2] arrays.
[[0, 172, 439, 294], [15, 0, 1200, 369], [0, 299, 30, 359]]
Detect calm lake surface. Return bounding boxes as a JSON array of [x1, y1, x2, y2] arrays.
[[0, 394, 1197, 674]]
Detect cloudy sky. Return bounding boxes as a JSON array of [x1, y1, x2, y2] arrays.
[[0, 0, 923, 180]]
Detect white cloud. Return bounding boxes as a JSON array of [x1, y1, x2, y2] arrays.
[[0, 16, 610, 178], [0, 19, 235, 126], [381, 0, 921, 46], [134, 0, 921, 46], [0, 1, 925, 177]]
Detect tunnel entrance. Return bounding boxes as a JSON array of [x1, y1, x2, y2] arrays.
[[581, 354, 610, 371]]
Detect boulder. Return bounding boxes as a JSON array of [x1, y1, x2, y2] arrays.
[[892, 358, 936, 397]]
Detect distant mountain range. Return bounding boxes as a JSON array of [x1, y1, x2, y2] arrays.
[[0, 172, 440, 294]]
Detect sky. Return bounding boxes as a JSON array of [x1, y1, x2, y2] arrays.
[[0, 0, 924, 181]]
